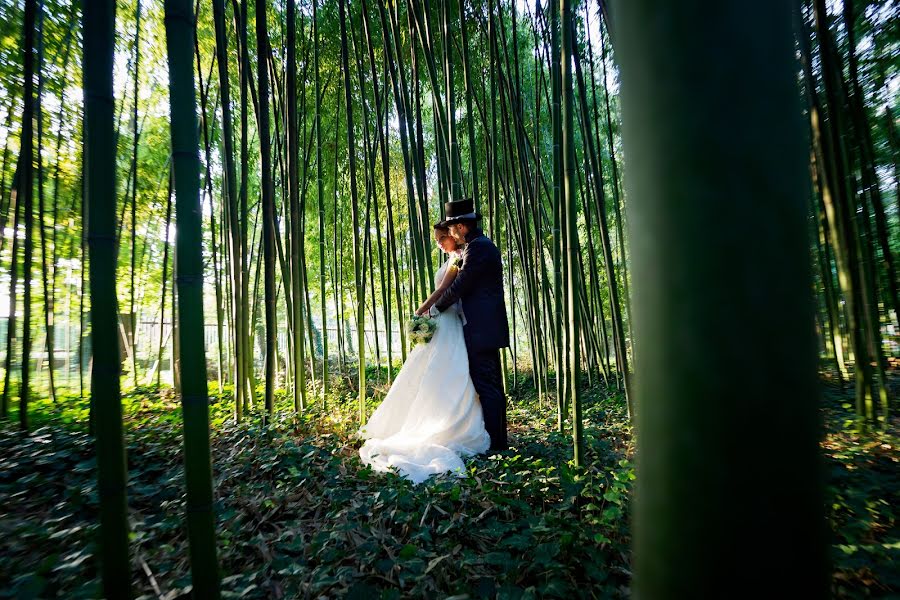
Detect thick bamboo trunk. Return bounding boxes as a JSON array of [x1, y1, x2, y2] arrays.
[[83, 0, 132, 594], [549, 0, 564, 431], [617, 2, 827, 594], [163, 0, 221, 593]]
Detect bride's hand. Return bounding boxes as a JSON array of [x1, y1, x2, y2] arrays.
[[415, 306, 428, 316]]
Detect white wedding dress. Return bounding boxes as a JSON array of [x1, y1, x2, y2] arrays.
[[358, 259, 491, 484]]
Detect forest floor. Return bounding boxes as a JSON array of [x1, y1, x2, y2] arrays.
[[0, 375, 897, 599]]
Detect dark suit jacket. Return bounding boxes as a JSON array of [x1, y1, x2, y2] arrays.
[[434, 231, 510, 352]]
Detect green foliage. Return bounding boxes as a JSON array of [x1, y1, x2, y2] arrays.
[[0, 384, 633, 598], [820, 386, 900, 597], [2, 381, 895, 598]]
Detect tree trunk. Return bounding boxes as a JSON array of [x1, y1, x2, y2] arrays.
[[287, 0, 306, 411], [239, 0, 253, 409], [255, 0, 277, 420], [128, 0, 142, 389], [812, 0, 877, 426], [339, 0, 366, 422], [157, 170, 173, 389], [616, 2, 827, 595], [313, 0, 328, 398], [1, 158, 22, 420], [560, 0, 582, 465], [83, 0, 132, 593], [212, 0, 244, 421], [163, 0, 221, 594], [195, 39, 225, 394]]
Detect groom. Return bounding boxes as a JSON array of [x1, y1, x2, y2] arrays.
[[430, 198, 510, 451]]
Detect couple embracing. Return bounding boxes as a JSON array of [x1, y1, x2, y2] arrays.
[[358, 198, 510, 484]]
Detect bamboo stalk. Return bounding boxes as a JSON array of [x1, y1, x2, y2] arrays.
[[83, 0, 132, 593]]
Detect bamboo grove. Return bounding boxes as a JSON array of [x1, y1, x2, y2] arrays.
[[800, 0, 898, 431], [0, 0, 895, 434], [0, 0, 897, 595], [0, 0, 643, 442], [0, 0, 898, 445]]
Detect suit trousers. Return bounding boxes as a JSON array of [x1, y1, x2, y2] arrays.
[[468, 348, 507, 450]]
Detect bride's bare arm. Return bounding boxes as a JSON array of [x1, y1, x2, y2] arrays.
[[415, 265, 459, 315]]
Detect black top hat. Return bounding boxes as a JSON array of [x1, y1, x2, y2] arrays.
[[436, 197, 482, 228]]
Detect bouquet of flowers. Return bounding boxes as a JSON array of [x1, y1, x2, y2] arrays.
[[407, 314, 437, 346]]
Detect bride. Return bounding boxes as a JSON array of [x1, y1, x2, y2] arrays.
[[358, 224, 490, 484]]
